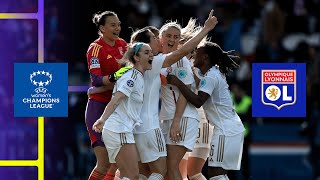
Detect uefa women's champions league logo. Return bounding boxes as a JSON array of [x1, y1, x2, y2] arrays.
[[14, 63, 68, 117], [30, 70, 52, 94]]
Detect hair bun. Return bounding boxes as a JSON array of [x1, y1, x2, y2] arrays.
[[92, 13, 100, 25]]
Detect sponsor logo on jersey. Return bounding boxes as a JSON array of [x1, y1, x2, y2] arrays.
[[90, 57, 100, 69]]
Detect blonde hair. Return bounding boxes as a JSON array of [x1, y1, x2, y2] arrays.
[[180, 18, 210, 47], [159, 21, 182, 38]]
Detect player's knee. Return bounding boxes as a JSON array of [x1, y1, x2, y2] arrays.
[[157, 166, 167, 177], [150, 163, 167, 176], [128, 166, 140, 179], [96, 159, 110, 170], [167, 159, 180, 168], [187, 166, 202, 177]]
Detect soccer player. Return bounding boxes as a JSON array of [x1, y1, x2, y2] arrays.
[[92, 43, 153, 180], [158, 11, 218, 180], [167, 42, 245, 180], [178, 19, 214, 180], [128, 12, 218, 179], [85, 11, 127, 180]]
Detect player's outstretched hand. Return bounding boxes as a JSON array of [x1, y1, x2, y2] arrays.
[[203, 9, 218, 31], [92, 118, 105, 133], [115, 66, 132, 80], [109, 66, 132, 82]]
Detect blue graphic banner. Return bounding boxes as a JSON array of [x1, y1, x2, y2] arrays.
[[14, 63, 68, 117], [252, 63, 306, 117]]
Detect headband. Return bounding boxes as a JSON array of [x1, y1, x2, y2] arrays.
[[134, 43, 144, 54]]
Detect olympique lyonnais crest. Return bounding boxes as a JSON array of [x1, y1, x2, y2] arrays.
[[262, 70, 296, 110]]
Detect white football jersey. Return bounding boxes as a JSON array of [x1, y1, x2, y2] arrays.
[[104, 68, 144, 133], [198, 66, 245, 136], [134, 53, 166, 134], [159, 57, 199, 121]]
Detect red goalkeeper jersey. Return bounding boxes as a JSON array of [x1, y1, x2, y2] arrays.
[[86, 37, 127, 103]]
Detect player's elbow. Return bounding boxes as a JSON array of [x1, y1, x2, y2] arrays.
[[193, 101, 202, 108], [193, 98, 205, 108], [90, 73, 104, 86]]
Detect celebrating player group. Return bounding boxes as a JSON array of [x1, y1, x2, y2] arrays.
[[85, 9, 244, 180]]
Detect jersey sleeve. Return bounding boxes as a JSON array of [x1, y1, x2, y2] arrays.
[[198, 74, 217, 96], [115, 72, 135, 97], [87, 43, 105, 86], [152, 54, 166, 74], [174, 57, 194, 85]]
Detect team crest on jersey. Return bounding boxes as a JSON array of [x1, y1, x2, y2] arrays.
[[262, 70, 296, 110], [200, 79, 206, 88], [127, 80, 134, 87], [252, 63, 306, 117], [119, 47, 124, 55], [177, 69, 187, 79]]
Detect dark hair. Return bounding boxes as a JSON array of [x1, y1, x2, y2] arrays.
[[92, 11, 117, 36], [201, 42, 240, 75], [143, 26, 159, 37], [131, 28, 152, 44], [119, 42, 148, 65]]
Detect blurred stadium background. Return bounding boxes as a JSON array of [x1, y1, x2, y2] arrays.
[[0, 0, 319, 179]]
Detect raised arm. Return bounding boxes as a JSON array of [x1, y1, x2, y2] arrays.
[[162, 10, 218, 68]]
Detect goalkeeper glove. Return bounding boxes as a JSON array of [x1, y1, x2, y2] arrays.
[[109, 66, 132, 82]]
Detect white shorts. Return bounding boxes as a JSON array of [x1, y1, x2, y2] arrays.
[[160, 117, 199, 151], [194, 121, 214, 149], [208, 132, 244, 170], [182, 147, 210, 160], [134, 128, 167, 163], [102, 129, 135, 163]]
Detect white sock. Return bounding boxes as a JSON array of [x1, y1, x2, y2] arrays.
[[139, 174, 148, 180], [148, 173, 164, 180], [209, 174, 228, 180], [189, 173, 206, 180], [115, 169, 121, 178]]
